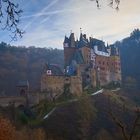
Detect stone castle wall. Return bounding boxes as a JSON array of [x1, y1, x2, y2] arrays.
[[41, 74, 64, 99], [69, 76, 82, 96], [0, 96, 26, 107], [95, 54, 121, 86], [41, 74, 83, 100], [95, 55, 111, 85]]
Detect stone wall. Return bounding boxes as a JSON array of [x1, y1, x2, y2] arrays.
[[90, 69, 97, 88], [41, 73, 83, 100], [80, 47, 91, 64], [95, 55, 121, 86], [95, 55, 111, 85], [64, 47, 77, 66], [70, 76, 82, 96], [109, 56, 121, 82], [0, 96, 26, 107], [41, 75, 65, 100]]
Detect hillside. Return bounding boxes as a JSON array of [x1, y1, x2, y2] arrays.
[[1, 89, 139, 140], [115, 29, 140, 88], [0, 43, 64, 95], [39, 89, 140, 140]]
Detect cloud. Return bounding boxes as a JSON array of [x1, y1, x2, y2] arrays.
[[11, 0, 140, 48], [23, 0, 59, 30], [66, 0, 140, 43]]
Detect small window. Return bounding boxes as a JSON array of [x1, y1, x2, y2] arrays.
[[65, 78, 69, 81]]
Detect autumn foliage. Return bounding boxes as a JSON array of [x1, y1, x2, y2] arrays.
[[0, 116, 16, 140]]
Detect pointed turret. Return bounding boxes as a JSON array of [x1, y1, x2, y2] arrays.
[[83, 34, 86, 39], [69, 33, 75, 47], [63, 36, 69, 48], [79, 33, 88, 48], [80, 33, 83, 41]]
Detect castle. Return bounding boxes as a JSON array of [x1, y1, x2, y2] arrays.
[[41, 32, 121, 100]]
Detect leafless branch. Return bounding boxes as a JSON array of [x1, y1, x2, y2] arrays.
[[90, 0, 120, 10], [0, 0, 24, 40], [129, 108, 140, 140], [108, 109, 128, 140], [108, 96, 140, 140]]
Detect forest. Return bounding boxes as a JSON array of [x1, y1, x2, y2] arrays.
[[0, 43, 63, 95], [115, 29, 140, 89]]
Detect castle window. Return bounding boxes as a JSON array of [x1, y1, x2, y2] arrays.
[[100, 67, 105, 71], [65, 78, 69, 81]]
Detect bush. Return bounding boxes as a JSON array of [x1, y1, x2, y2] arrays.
[[0, 116, 16, 140]]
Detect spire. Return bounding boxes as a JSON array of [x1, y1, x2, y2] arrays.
[[63, 35, 69, 47], [64, 35, 69, 43], [80, 27, 82, 34], [69, 32, 75, 47], [106, 42, 109, 49], [83, 34, 86, 39], [80, 28, 83, 41]]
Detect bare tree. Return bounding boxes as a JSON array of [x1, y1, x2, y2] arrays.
[[107, 95, 140, 140], [90, 0, 120, 10], [0, 0, 24, 40]]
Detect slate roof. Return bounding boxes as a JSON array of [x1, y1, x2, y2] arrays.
[[17, 80, 29, 87], [47, 64, 64, 75], [78, 33, 89, 48], [71, 50, 84, 64], [64, 36, 69, 44], [110, 45, 119, 56]]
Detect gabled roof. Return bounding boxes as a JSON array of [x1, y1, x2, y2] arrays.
[[97, 45, 109, 53], [64, 36, 69, 43], [72, 50, 84, 64], [78, 33, 89, 48], [47, 64, 64, 75], [90, 38, 105, 48], [110, 45, 119, 56]]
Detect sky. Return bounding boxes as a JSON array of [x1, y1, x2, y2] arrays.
[[0, 0, 140, 49]]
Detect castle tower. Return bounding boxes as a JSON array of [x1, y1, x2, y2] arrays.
[[69, 33, 75, 47], [17, 80, 29, 106], [63, 36, 69, 48], [109, 45, 122, 83], [63, 33, 77, 68]]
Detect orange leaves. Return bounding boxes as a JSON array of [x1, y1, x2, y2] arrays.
[[0, 116, 16, 140]]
